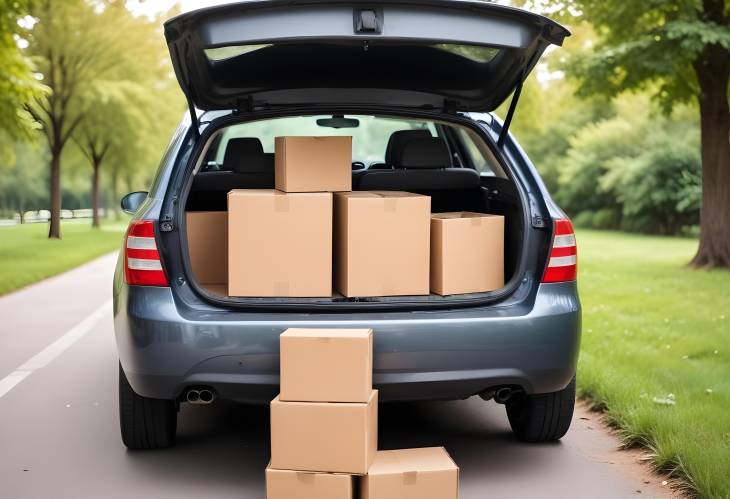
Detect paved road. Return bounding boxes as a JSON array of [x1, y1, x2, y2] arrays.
[[0, 254, 677, 498]]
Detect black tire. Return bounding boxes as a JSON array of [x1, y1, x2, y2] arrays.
[[119, 364, 177, 449], [506, 376, 576, 442]]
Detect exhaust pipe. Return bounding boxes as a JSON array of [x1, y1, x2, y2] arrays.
[[185, 388, 215, 405], [186, 389, 200, 403], [198, 389, 215, 404], [494, 387, 514, 404]]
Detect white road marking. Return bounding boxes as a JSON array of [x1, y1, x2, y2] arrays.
[[0, 299, 112, 399]]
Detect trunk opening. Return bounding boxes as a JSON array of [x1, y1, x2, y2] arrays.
[[166, 110, 537, 311]]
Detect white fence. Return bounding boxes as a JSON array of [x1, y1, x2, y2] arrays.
[[0, 208, 108, 226]]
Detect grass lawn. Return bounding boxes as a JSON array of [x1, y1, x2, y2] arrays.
[[0, 219, 127, 295], [577, 230, 730, 498]]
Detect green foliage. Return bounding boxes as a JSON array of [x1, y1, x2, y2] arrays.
[[553, 93, 701, 234], [0, 0, 186, 223], [528, 0, 730, 108], [0, 0, 45, 145]]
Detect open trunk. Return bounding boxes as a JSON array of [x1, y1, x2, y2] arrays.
[[179, 112, 527, 308], [160, 0, 568, 310]]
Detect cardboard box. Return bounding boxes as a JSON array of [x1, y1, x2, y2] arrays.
[[270, 390, 378, 474], [362, 447, 459, 499], [186, 211, 228, 293], [334, 191, 430, 297], [280, 328, 373, 403], [430, 212, 504, 295], [227, 189, 332, 297], [266, 466, 353, 499], [275, 136, 352, 193]]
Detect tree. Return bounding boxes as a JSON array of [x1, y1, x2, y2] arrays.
[[25, 0, 129, 238], [0, 0, 45, 146], [530, 0, 730, 267]]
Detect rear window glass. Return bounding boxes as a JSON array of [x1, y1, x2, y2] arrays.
[[209, 115, 437, 166]]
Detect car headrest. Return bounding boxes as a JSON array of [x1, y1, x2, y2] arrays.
[[385, 129, 432, 165], [396, 137, 451, 169], [223, 138, 273, 174]]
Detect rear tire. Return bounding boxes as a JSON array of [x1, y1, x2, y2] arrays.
[[506, 376, 575, 442], [119, 364, 177, 449]]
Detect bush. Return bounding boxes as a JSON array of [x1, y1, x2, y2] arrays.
[[553, 93, 700, 236]]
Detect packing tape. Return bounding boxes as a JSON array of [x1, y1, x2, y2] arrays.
[[382, 281, 396, 296], [316, 336, 333, 343], [273, 281, 290, 296], [470, 216, 482, 227], [274, 195, 290, 213], [403, 471, 418, 485], [383, 197, 397, 213]]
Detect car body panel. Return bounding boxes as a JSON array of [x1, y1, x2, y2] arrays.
[[114, 279, 580, 404], [113, 111, 581, 403], [164, 0, 570, 112]]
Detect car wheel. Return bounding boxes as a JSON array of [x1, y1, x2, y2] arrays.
[[506, 376, 575, 442], [118, 363, 177, 449]]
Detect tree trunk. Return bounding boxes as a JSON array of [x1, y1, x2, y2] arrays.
[[111, 166, 120, 221], [91, 160, 101, 228], [691, 46, 730, 268], [48, 149, 62, 239]]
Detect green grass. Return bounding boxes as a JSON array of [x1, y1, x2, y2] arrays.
[[577, 230, 730, 499], [0, 219, 127, 295]]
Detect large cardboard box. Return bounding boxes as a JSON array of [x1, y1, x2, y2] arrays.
[[334, 191, 430, 297], [280, 328, 373, 403], [430, 212, 504, 295], [228, 189, 332, 297], [275, 136, 352, 193], [361, 447, 459, 499], [186, 211, 228, 294], [265, 466, 353, 499], [270, 390, 378, 474]]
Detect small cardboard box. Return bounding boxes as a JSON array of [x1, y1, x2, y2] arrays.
[[362, 447, 459, 499], [186, 211, 228, 293], [280, 328, 373, 403], [227, 189, 332, 297], [334, 191, 430, 297], [265, 466, 353, 499], [430, 212, 505, 295], [275, 136, 352, 193], [270, 390, 378, 474]]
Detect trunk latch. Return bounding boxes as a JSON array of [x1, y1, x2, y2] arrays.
[[354, 9, 382, 34]]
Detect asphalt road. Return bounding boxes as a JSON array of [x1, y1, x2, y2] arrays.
[[0, 253, 678, 499]]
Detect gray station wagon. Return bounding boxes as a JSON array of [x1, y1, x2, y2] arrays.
[[114, 0, 580, 449]]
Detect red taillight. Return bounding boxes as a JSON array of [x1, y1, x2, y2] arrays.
[[124, 220, 169, 287], [542, 219, 577, 283]]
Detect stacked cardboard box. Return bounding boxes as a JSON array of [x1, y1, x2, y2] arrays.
[[267, 328, 377, 498], [228, 136, 352, 298], [267, 328, 459, 499], [188, 135, 505, 300]]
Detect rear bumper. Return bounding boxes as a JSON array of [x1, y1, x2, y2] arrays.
[[114, 282, 580, 403]]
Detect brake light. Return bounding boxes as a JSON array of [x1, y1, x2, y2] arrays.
[[542, 219, 577, 283], [124, 220, 169, 287]]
